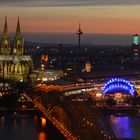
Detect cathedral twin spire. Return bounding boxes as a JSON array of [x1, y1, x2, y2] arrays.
[[3, 16, 9, 39], [14, 16, 24, 55], [15, 17, 21, 38], [1, 16, 10, 55], [1, 16, 24, 55]]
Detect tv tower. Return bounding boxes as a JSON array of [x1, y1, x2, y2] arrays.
[[76, 22, 83, 49]]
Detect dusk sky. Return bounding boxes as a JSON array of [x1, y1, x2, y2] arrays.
[[0, 0, 140, 44]]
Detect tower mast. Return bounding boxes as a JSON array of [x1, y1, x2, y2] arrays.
[[76, 22, 83, 49]]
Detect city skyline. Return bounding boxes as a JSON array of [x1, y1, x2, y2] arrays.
[[0, 0, 140, 45], [1, 2, 140, 140], [0, 0, 140, 34], [0, 17, 136, 45]]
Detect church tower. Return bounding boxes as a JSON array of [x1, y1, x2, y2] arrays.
[[13, 17, 24, 55], [1, 16, 11, 55]]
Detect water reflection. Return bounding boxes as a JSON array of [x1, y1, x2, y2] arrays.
[[1, 116, 5, 126], [0, 116, 41, 140], [38, 131, 47, 140], [41, 117, 47, 128], [0, 115, 66, 140], [108, 115, 140, 139], [34, 115, 39, 129]]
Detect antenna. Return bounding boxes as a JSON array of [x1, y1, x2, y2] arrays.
[[76, 22, 83, 49]]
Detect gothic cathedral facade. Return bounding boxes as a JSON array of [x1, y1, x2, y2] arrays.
[[0, 17, 33, 82]]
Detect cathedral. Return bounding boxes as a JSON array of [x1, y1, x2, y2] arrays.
[[0, 17, 33, 82]]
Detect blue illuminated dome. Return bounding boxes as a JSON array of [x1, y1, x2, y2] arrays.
[[103, 78, 135, 96]]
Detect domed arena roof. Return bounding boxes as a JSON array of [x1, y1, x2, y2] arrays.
[[103, 78, 135, 96]]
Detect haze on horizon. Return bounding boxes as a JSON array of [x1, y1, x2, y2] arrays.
[[0, 0, 140, 45]]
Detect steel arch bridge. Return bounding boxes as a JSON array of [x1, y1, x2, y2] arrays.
[[103, 78, 135, 96]]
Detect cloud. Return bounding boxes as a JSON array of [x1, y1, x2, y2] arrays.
[[0, 0, 140, 7]]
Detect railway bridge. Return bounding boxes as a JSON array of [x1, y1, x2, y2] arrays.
[[23, 83, 116, 140]]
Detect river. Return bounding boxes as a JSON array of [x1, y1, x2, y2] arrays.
[[108, 115, 140, 140], [0, 115, 66, 140], [1, 113, 140, 140]]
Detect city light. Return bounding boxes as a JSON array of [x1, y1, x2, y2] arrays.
[[41, 117, 47, 128], [38, 131, 47, 140], [1, 1, 140, 140], [133, 35, 139, 45], [103, 78, 135, 96]]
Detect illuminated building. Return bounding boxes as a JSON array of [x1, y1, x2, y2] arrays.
[[0, 17, 33, 82], [103, 78, 136, 103], [103, 78, 135, 95], [131, 34, 140, 60], [35, 69, 64, 82], [85, 61, 91, 73], [41, 54, 48, 63]]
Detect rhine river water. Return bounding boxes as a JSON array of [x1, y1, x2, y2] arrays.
[[1, 114, 140, 140], [108, 115, 140, 140], [0, 115, 66, 140]]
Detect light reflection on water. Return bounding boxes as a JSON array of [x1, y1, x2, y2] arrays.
[[108, 115, 140, 139], [38, 131, 47, 140], [0, 116, 48, 140], [0, 115, 66, 140]]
